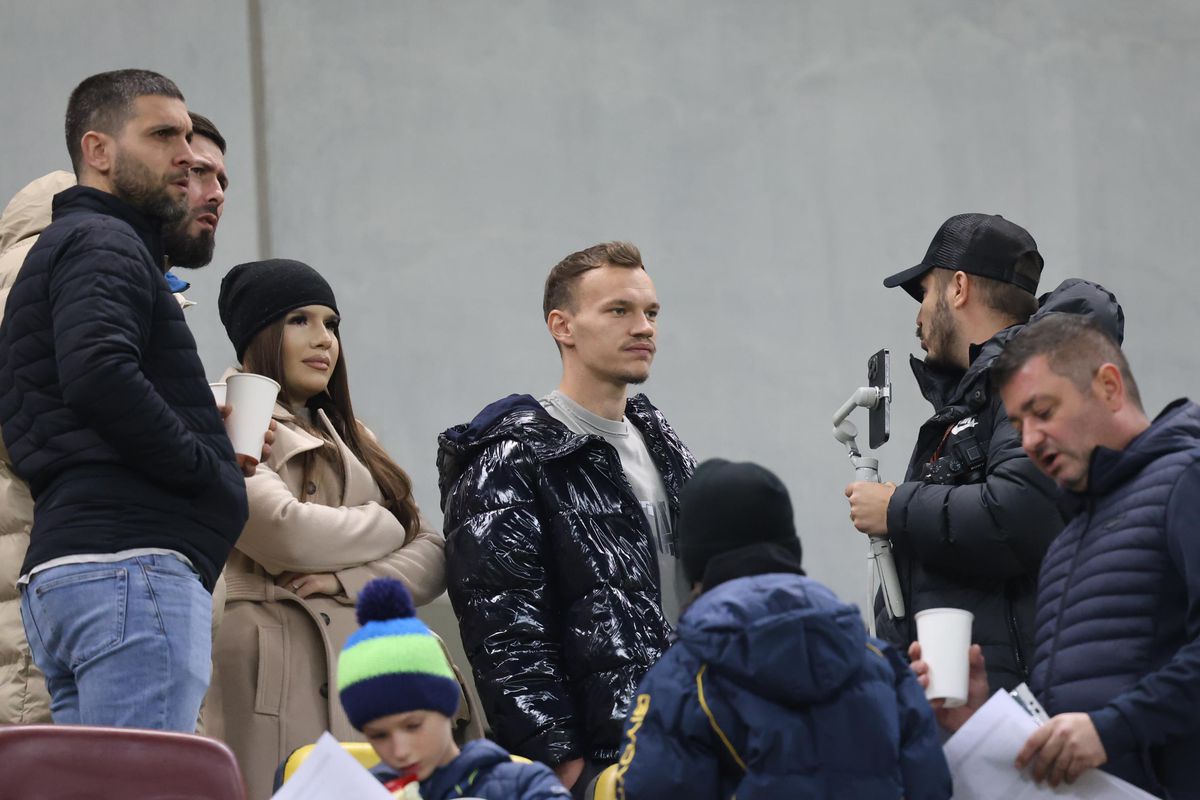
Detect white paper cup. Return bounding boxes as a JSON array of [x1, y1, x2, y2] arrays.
[[209, 382, 226, 406], [224, 373, 280, 464], [915, 607, 974, 707]]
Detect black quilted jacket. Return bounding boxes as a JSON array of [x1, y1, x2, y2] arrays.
[[437, 393, 694, 766], [0, 186, 247, 591], [879, 279, 1124, 692]]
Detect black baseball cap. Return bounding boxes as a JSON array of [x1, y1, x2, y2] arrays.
[[883, 213, 1043, 301]]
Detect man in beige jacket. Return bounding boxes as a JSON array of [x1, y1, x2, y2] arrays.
[[0, 112, 230, 724]]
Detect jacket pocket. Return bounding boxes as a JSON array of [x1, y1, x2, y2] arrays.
[[254, 624, 284, 716]]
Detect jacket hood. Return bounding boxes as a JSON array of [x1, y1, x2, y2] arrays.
[[1083, 399, 1200, 498], [676, 573, 866, 706], [436, 394, 558, 505], [1030, 278, 1124, 343], [913, 278, 1125, 410], [440, 393, 547, 449], [0, 171, 75, 256]]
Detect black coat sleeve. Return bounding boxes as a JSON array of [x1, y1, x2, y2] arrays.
[[49, 225, 222, 494], [443, 439, 582, 766], [886, 398, 1063, 579]]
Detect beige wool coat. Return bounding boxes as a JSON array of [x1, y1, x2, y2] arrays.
[[207, 402, 477, 799]]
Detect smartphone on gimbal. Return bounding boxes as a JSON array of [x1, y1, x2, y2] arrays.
[[868, 349, 890, 449]]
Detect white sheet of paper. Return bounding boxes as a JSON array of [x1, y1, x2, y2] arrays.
[[944, 691, 1158, 800], [269, 731, 395, 800]]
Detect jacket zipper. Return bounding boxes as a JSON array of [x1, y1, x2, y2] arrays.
[[1005, 582, 1029, 682]]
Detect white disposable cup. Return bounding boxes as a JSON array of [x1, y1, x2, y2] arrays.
[[915, 607, 975, 707], [209, 382, 226, 406], [224, 373, 280, 464]]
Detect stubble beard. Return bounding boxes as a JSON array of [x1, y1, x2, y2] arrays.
[[111, 150, 188, 227], [621, 371, 649, 386], [921, 294, 959, 370]]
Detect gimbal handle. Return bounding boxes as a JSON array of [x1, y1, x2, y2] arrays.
[[832, 388, 906, 621]]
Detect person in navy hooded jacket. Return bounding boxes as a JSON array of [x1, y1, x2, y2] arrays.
[[615, 459, 951, 800]]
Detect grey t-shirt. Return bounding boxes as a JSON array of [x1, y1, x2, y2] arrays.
[[541, 390, 684, 624]]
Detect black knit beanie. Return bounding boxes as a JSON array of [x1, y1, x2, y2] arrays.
[[677, 459, 801, 585], [218, 259, 339, 360]]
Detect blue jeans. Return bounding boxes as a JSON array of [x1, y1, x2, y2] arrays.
[[20, 554, 212, 731]]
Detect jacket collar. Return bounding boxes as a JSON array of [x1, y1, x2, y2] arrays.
[[420, 740, 511, 798], [266, 402, 328, 464], [910, 325, 1017, 412], [53, 185, 166, 269], [1058, 399, 1200, 514]]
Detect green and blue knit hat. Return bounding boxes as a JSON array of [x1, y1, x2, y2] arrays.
[[337, 578, 460, 730]]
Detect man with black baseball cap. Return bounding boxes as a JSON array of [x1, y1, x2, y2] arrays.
[[844, 212, 1124, 693]]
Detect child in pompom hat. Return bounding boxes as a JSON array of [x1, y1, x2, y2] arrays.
[[339, 578, 570, 800]]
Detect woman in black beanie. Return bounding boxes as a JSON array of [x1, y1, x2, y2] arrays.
[[206, 259, 477, 798]]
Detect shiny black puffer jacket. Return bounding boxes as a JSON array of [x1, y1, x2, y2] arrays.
[[437, 393, 694, 766]]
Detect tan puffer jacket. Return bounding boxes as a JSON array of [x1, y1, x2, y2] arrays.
[[0, 171, 74, 723]]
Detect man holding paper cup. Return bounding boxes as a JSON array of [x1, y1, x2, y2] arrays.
[[915, 314, 1200, 797], [0, 110, 254, 728], [0, 70, 249, 732]]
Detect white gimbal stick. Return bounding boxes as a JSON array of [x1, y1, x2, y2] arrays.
[[832, 387, 905, 627]]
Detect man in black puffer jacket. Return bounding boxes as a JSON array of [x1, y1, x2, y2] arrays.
[[438, 242, 694, 798], [0, 70, 247, 732], [845, 213, 1123, 692]]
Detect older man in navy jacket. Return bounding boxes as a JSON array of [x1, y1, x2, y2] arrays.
[[917, 313, 1200, 798]]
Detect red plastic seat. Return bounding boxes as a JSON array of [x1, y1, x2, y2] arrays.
[[0, 724, 246, 799]]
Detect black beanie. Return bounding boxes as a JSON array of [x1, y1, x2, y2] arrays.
[[677, 459, 801, 585], [218, 259, 340, 360]]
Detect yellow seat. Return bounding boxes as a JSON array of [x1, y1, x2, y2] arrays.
[[276, 741, 380, 788], [586, 763, 619, 800]]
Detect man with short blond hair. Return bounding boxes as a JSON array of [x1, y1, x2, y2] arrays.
[[438, 241, 694, 797]]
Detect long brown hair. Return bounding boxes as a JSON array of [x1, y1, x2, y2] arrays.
[[242, 319, 420, 542]]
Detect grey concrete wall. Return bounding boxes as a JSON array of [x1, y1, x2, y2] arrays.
[[4, 0, 1200, 637]]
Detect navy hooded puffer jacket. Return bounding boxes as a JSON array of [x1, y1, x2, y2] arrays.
[[615, 573, 951, 799], [437, 393, 694, 766]]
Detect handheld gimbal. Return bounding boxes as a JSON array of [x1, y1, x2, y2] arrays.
[[832, 361, 905, 627]]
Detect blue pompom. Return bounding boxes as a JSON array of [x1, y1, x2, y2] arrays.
[[356, 578, 415, 625]]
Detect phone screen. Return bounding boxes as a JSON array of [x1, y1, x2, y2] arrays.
[[868, 348, 890, 449]]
